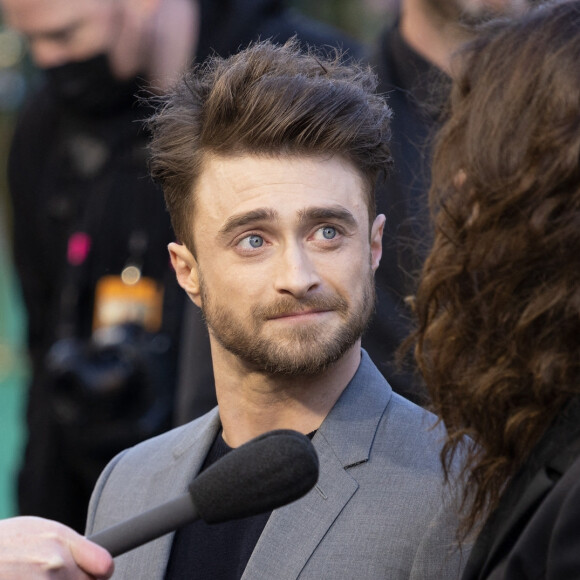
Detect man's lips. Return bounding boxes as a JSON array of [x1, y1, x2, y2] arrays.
[[267, 309, 331, 320]]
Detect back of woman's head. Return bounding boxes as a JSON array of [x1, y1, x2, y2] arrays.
[[413, 0, 580, 537]]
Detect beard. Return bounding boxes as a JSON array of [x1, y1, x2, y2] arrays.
[[199, 272, 376, 377]]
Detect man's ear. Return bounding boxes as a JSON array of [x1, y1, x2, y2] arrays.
[[370, 214, 385, 272], [168, 242, 202, 307]]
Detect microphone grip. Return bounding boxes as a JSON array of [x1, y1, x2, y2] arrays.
[[88, 492, 199, 557]]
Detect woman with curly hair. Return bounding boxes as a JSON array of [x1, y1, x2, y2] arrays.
[[410, 1, 580, 578]]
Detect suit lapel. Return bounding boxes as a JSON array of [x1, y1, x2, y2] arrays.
[[242, 351, 391, 580], [114, 409, 222, 578], [242, 433, 359, 580], [471, 469, 556, 580]]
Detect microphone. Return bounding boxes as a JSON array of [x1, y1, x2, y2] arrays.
[[88, 429, 319, 557]]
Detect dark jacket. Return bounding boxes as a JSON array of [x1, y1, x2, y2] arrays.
[[364, 22, 450, 404], [462, 396, 580, 580]]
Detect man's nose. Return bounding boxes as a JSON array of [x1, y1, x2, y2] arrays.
[[273, 244, 320, 299]]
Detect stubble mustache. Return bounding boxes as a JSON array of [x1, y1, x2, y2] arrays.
[[252, 294, 349, 321]]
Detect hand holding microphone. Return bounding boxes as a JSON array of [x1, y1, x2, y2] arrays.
[[0, 516, 113, 579], [88, 429, 319, 557]]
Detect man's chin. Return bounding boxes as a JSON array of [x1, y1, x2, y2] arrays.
[[240, 336, 357, 377], [250, 355, 337, 378]]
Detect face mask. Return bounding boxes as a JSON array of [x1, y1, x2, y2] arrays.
[[44, 53, 143, 116]]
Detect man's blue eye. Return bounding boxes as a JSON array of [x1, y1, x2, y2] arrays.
[[237, 234, 264, 250], [248, 235, 263, 248], [322, 227, 336, 239]]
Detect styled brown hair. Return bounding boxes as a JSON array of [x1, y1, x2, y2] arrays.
[[411, 0, 580, 538], [148, 38, 392, 251]]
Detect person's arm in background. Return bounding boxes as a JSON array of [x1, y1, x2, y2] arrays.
[[0, 516, 113, 579]]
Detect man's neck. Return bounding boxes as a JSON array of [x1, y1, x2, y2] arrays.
[[212, 343, 362, 448], [400, 0, 473, 74]]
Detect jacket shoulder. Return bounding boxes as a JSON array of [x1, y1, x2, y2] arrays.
[[86, 409, 220, 534]]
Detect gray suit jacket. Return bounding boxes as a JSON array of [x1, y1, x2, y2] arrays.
[[86, 351, 466, 579]]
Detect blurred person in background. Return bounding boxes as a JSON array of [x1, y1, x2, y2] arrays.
[[367, 0, 532, 403], [0, 0, 361, 532], [412, 1, 580, 578]]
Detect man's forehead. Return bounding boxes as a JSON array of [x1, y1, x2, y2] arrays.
[[192, 153, 370, 233], [196, 153, 366, 199]]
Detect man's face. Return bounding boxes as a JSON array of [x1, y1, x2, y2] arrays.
[[423, 0, 530, 26], [0, 0, 118, 69], [174, 154, 384, 377]]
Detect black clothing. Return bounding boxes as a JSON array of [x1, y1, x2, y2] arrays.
[[44, 53, 143, 115], [9, 0, 361, 531], [164, 433, 271, 580], [462, 396, 580, 580], [365, 23, 450, 404], [11, 93, 174, 532]]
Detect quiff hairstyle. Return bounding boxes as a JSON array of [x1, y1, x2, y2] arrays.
[[411, 0, 580, 538], [148, 39, 392, 251]]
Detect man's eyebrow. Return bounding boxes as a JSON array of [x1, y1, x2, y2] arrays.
[[218, 208, 279, 237], [298, 206, 357, 227]]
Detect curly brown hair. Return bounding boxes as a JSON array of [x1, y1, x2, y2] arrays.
[[411, 0, 580, 538], [147, 38, 392, 253]]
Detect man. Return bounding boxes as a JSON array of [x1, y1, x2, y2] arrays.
[[174, 0, 536, 418], [366, 0, 531, 403], [86, 40, 465, 579], [0, 0, 360, 531], [0, 516, 113, 579]]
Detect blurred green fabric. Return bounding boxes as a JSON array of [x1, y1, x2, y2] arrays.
[[0, 231, 27, 518]]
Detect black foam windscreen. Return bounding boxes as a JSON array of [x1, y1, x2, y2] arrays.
[[190, 429, 319, 523]]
